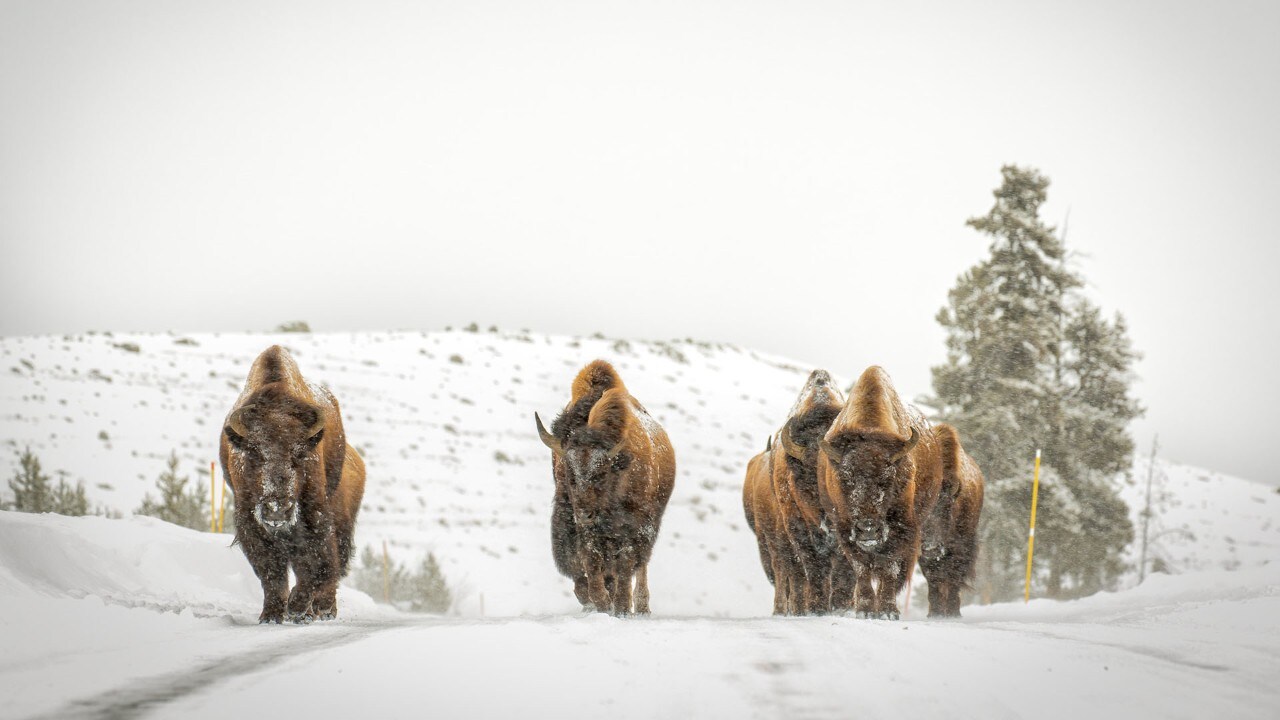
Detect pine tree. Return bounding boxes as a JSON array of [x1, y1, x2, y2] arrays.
[[929, 165, 1141, 602], [8, 448, 55, 513], [408, 553, 452, 614], [52, 478, 90, 516], [136, 452, 210, 530]]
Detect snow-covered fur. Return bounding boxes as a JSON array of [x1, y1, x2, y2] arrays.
[[818, 366, 942, 619], [219, 345, 366, 624], [537, 360, 676, 615]]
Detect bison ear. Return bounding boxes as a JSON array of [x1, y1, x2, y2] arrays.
[[888, 427, 920, 464], [305, 406, 326, 440]]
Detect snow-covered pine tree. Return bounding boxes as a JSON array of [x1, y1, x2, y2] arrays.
[[929, 165, 1141, 602], [136, 452, 210, 530]]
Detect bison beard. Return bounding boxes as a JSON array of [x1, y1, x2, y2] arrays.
[[537, 360, 676, 616], [219, 345, 366, 624]]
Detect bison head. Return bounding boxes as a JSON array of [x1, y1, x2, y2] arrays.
[[821, 427, 919, 552], [535, 387, 634, 490], [224, 388, 326, 534]]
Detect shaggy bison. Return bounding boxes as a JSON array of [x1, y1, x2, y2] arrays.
[[917, 423, 984, 617], [219, 345, 366, 624], [535, 360, 675, 615], [770, 369, 852, 614], [742, 437, 790, 613], [818, 366, 941, 619]]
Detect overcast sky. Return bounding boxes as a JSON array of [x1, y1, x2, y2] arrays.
[[2, 0, 1277, 484]]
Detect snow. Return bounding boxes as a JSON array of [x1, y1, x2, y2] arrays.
[[1, 509, 1276, 719], [1, 329, 1278, 717]]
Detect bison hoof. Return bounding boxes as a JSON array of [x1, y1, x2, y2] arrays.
[[288, 611, 315, 625], [878, 610, 901, 621], [854, 610, 874, 620], [580, 603, 598, 614], [259, 613, 284, 625], [315, 610, 337, 622]]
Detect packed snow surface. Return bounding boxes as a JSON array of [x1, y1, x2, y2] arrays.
[[1, 510, 1277, 720], [1, 330, 1278, 718]]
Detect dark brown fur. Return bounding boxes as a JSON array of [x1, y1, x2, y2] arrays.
[[917, 423, 984, 617], [219, 345, 366, 624], [769, 370, 851, 615], [538, 361, 676, 615], [818, 366, 941, 619]]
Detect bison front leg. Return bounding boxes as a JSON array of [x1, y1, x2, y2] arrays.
[[243, 543, 289, 624], [633, 562, 651, 615], [290, 533, 340, 624], [874, 562, 910, 620], [851, 562, 876, 618]]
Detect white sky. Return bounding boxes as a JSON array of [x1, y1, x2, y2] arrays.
[[2, 0, 1277, 483]]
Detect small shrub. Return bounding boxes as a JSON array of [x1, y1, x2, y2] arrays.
[[275, 321, 311, 333], [349, 545, 453, 614], [113, 342, 141, 354], [4, 448, 89, 516]]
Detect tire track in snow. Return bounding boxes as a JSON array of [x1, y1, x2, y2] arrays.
[[29, 617, 417, 720]]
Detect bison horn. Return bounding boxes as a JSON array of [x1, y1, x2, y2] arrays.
[[889, 427, 920, 464], [227, 405, 253, 438], [534, 412, 561, 453], [765, 436, 772, 452], [306, 407, 326, 439], [779, 425, 805, 461]]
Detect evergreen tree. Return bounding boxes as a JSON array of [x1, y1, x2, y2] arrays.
[[408, 553, 453, 614], [5, 449, 90, 516], [136, 452, 210, 530], [929, 165, 1142, 602], [8, 448, 54, 513]]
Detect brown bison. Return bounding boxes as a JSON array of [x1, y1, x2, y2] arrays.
[[770, 369, 851, 615], [742, 437, 790, 613], [535, 360, 676, 615], [219, 345, 366, 624], [917, 423, 984, 617], [818, 366, 941, 619]]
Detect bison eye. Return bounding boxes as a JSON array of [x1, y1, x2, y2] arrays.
[[225, 426, 247, 448], [306, 429, 324, 447]]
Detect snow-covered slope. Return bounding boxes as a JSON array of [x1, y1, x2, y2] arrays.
[[0, 330, 819, 617], [1, 330, 1276, 619]]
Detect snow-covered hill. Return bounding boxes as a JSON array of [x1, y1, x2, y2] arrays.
[[1, 329, 1276, 618]]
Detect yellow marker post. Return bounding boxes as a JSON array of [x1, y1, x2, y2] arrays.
[[1024, 449, 1042, 603], [210, 460, 217, 532], [382, 540, 391, 604], [215, 461, 227, 533]]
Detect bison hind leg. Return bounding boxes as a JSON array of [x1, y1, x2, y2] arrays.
[[312, 587, 338, 621], [633, 563, 651, 615], [286, 584, 315, 624]]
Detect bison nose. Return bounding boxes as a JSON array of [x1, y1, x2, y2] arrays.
[[852, 519, 883, 547], [256, 499, 297, 530]]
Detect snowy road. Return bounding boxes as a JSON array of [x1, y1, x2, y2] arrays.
[[22, 587, 1277, 720]]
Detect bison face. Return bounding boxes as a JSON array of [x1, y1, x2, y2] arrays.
[[225, 397, 326, 534], [822, 429, 918, 552], [535, 412, 629, 490]]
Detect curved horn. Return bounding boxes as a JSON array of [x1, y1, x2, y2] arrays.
[[226, 405, 253, 438], [534, 412, 562, 453], [889, 427, 920, 464], [779, 425, 806, 461], [765, 436, 772, 452], [306, 406, 326, 439]]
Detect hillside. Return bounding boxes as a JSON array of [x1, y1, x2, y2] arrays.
[[1, 329, 1276, 616]]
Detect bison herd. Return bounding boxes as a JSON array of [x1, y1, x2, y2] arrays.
[[219, 346, 982, 623]]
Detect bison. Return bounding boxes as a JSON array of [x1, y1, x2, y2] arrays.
[[917, 423, 984, 617], [219, 345, 366, 624], [818, 366, 941, 619], [742, 437, 791, 613], [535, 360, 676, 615], [770, 369, 851, 615]]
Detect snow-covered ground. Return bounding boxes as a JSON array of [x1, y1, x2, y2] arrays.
[[1, 509, 1276, 719], [1, 330, 1277, 718]]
